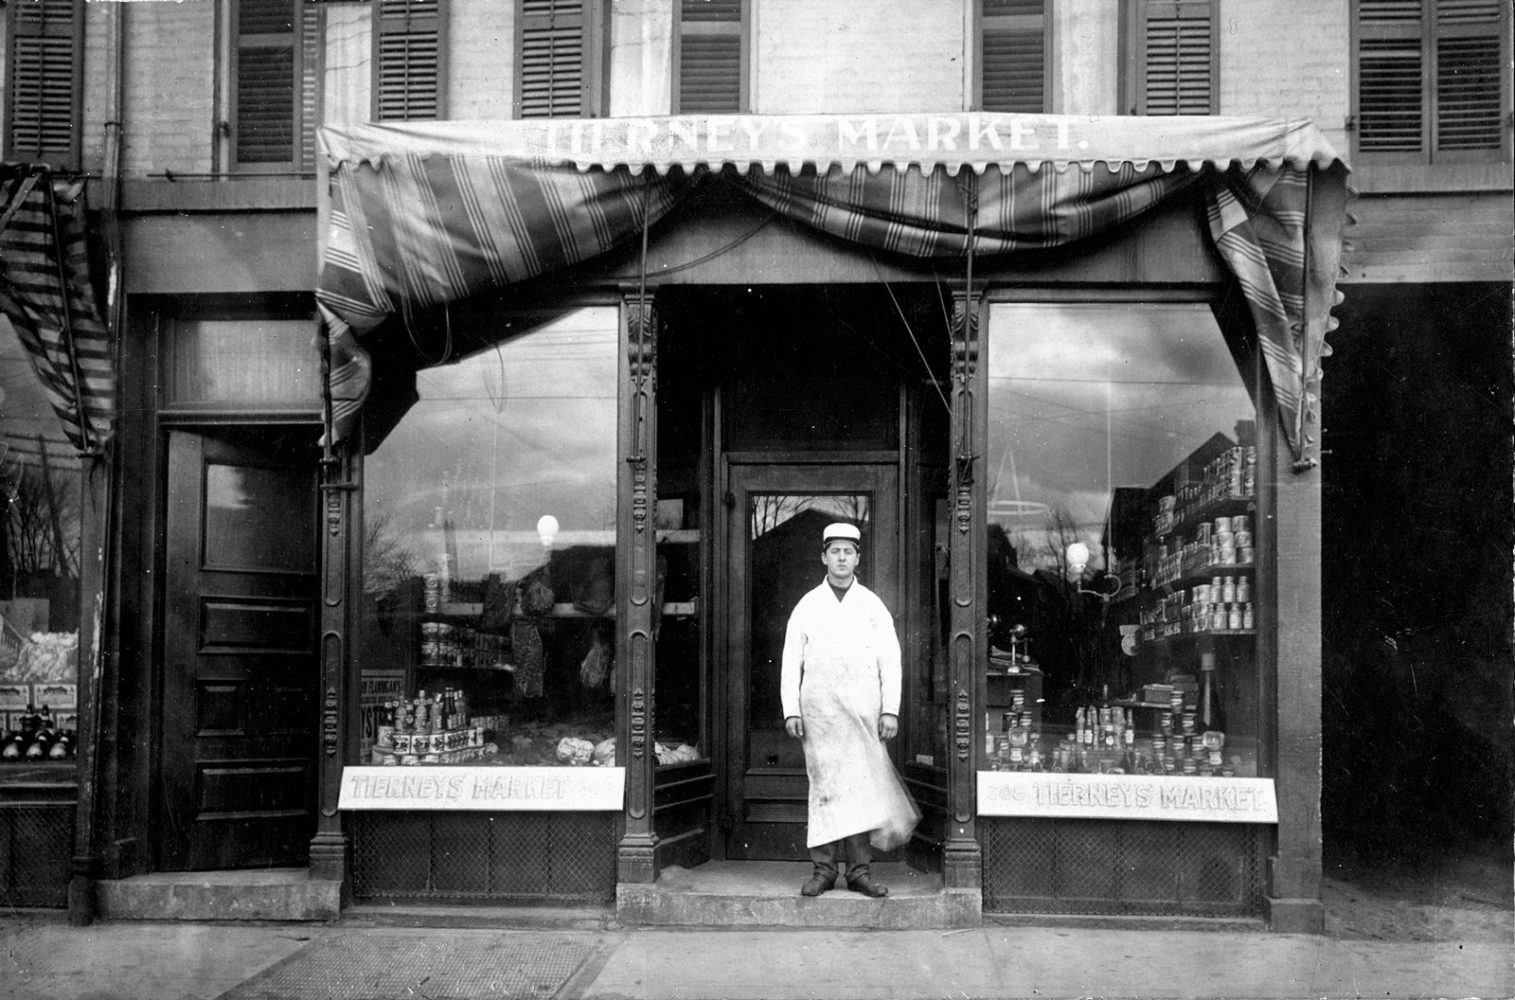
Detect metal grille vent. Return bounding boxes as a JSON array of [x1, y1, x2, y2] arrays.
[[351, 811, 616, 903], [0, 801, 74, 908], [982, 817, 1264, 918]]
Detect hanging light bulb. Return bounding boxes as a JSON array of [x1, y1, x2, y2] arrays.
[[536, 514, 560, 551]]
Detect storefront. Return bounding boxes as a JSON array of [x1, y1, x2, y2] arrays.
[[106, 113, 1348, 930]]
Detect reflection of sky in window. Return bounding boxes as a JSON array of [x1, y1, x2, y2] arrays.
[[366, 307, 618, 580], [987, 303, 1250, 571]]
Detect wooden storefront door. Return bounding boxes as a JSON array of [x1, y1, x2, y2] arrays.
[[723, 463, 899, 860], [159, 430, 320, 870]]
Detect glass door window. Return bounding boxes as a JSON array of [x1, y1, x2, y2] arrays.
[[724, 464, 897, 860]]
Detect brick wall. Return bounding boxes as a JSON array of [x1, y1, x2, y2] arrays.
[[754, 0, 966, 114], [1219, 0, 1350, 152], [122, 0, 216, 176], [324, 4, 372, 126], [610, 0, 673, 117], [450, 0, 515, 120]]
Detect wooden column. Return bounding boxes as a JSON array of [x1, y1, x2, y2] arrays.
[[310, 441, 356, 891], [943, 288, 984, 889], [1265, 428, 1323, 932], [68, 454, 111, 924], [616, 290, 659, 883]]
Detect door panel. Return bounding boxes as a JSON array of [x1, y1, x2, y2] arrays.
[[724, 464, 898, 860], [160, 430, 319, 871]]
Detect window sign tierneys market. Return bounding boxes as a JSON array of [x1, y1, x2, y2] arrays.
[[978, 772, 1278, 823], [339, 766, 626, 811]]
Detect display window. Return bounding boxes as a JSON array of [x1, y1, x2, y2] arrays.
[[357, 307, 625, 769], [983, 301, 1261, 780]]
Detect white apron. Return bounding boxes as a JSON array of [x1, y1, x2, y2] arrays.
[[783, 583, 920, 850]]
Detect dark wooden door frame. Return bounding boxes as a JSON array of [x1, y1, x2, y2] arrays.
[[158, 429, 320, 871], [720, 460, 900, 861]]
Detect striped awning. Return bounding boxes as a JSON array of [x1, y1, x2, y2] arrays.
[[318, 113, 1349, 468], [0, 167, 113, 456]]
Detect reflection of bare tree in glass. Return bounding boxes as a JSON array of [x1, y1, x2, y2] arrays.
[[2, 464, 78, 584], [750, 494, 870, 540], [363, 510, 420, 598]]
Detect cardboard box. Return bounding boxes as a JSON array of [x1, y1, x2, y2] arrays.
[[0, 684, 29, 710], [31, 682, 76, 710]]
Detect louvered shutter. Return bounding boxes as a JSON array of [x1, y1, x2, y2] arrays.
[[518, 0, 588, 118], [980, 0, 1046, 113], [1139, 0, 1215, 116], [300, 2, 322, 171], [375, 0, 446, 122], [5, 0, 81, 168], [235, 0, 299, 166], [1356, 0, 1509, 161], [1431, 0, 1506, 156], [677, 0, 743, 114]]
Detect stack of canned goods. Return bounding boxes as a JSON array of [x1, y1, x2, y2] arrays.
[[371, 687, 487, 765], [419, 622, 478, 668]]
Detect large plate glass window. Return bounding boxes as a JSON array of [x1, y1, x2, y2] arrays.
[[984, 302, 1261, 780], [358, 308, 618, 768]]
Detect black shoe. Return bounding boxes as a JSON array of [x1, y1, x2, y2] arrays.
[[847, 873, 888, 898], [800, 872, 837, 897]]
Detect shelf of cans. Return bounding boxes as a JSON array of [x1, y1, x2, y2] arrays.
[[1150, 446, 1257, 539], [984, 696, 1247, 777], [1139, 573, 1256, 644], [419, 622, 510, 670], [1147, 514, 1256, 588]]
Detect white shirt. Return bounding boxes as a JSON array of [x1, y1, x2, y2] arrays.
[[779, 579, 901, 721]]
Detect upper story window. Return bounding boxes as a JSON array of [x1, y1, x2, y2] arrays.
[[977, 0, 1047, 113], [232, 0, 321, 173], [1121, 0, 1217, 116], [374, 0, 448, 121], [4, 0, 82, 170], [675, 0, 747, 113], [516, 0, 609, 118], [1353, 0, 1511, 163]]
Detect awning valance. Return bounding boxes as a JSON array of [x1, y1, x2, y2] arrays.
[[317, 113, 1349, 468], [0, 166, 113, 456]]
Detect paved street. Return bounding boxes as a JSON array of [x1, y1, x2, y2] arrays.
[[2, 910, 1509, 1000]]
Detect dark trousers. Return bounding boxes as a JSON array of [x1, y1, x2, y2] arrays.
[[809, 832, 872, 883]]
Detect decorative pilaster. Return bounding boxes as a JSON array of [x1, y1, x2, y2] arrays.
[[311, 442, 356, 892], [944, 286, 983, 889], [617, 291, 659, 884]]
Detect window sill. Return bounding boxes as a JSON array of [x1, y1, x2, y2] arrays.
[[122, 176, 318, 213], [1349, 160, 1513, 195]]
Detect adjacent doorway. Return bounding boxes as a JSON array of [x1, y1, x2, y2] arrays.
[[159, 429, 320, 870], [722, 462, 899, 860]]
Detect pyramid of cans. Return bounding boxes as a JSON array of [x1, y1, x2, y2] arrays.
[[372, 687, 488, 765]]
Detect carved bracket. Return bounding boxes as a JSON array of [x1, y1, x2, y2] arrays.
[[950, 289, 980, 383], [953, 685, 971, 763], [630, 685, 648, 761]]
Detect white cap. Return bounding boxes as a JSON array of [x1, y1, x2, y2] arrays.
[[822, 522, 861, 546]]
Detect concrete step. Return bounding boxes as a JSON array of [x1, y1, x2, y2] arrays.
[[617, 860, 982, 929], [96, 868, 342, 922]]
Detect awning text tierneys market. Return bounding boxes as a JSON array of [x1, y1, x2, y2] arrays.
[[544, 115, 1091, 161]]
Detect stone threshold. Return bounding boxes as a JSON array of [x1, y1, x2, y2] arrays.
[[95, 868, 342, 922]]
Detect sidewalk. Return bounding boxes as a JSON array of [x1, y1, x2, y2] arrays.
[[1, 911, 1509, 1000]]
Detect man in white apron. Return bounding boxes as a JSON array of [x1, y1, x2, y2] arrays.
[[781, 522, 920, 898]]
